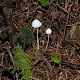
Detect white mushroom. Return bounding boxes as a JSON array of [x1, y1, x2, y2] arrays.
[[46, 28, 52, 49], [32, 19, 42, 50]]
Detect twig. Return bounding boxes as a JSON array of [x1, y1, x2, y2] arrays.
[[32, 59, 41, 68], [8, 48, 14, 64], [62, 62, 80, 70], [1, 52, 4, 66], [2, 46, 14, 64], [16, 72, 19, 80]]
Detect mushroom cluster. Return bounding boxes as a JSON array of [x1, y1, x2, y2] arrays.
[[32, 19, 52, 50]]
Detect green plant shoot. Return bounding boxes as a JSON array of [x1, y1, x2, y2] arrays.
[[38, 0, 49, 7], [12, 45, 32, 80], [51, 57, 61, 64]]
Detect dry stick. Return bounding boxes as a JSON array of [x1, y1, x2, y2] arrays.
[[0, 52, 4, 67], [16, 72, 19, 80], [62, 61, 80, 70], [1, 52, 4, 66], [3, 47, 14, 64], [66, 22, 80, 28], [8, 48, 14, 64], [32, 59, 41, 68]]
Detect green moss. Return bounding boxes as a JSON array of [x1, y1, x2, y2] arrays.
[[12, 45, 32, 80], [19, 27, 34, 49]]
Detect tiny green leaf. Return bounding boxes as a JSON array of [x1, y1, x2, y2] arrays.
[[51, 57, 61, 64], [38, 0, 49, 7]]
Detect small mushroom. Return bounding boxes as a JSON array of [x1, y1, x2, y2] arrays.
[[32, 19, 42, 50], [46, 28, 52, 49]]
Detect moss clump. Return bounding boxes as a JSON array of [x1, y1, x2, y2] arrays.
[[12, 45, 32, 80], [19, 27, 34, 49]]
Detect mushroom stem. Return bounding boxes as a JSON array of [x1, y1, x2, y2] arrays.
[[46, 34, 50, 49], [37, 28, 39, 50]]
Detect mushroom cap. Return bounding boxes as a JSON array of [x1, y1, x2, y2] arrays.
[[32, 19, 42, 28], [46, 28, 52, 34]]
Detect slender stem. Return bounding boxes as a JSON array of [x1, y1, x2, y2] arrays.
[[46, 35, 49, 49], [37, 28, 39, 50]]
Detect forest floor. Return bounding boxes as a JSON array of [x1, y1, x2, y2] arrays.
[[0, 0, 80, 80]]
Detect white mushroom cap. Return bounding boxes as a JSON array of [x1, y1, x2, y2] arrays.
[[32, 19, 42, 28], [46, 28, 52, 34]]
